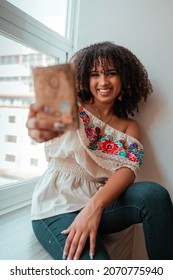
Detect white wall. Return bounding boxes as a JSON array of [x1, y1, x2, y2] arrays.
[[75, 0, 173, 198], [75, 0, 173, 259]]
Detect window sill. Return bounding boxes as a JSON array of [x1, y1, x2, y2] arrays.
[[0, 205, 52, 260], [0, 177, 39, 215]]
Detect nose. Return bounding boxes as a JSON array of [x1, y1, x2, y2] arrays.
[[98, 74, 109, 86]]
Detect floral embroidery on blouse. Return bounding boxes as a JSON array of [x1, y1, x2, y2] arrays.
[[78, 103, 143, 165]]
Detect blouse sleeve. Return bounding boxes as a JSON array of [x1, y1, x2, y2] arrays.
[[44, 102, 144, 178], [77, 115, 144, 177]]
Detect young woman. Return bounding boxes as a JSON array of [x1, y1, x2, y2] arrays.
[[26, 41, 173, 260]]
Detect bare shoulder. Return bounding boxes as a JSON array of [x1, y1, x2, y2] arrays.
[[77, 96, 83, 103], [125, 118, 141, 141]]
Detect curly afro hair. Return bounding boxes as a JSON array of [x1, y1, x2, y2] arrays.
[[70, 41, 153, 118]]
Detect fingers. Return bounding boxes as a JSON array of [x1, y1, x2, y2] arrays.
[[30, 102, 45, 113], [89, 232, 96, 260], [63, 229, 87, 260], [26, 103, 65, 142], [61, 208, 99, 260], [28, 103, 44, 118], [28, 128, 59, 143], [26, 116, 64, 132], [71, 234, 87, 260], [62, 227, 96, 260]]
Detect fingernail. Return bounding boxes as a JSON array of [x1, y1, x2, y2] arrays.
[[89, 253, 94, 260], [44, 106, 50, 113], [27, 119, 36, 128], [54, 122, 65, 130], [62, 252, 68, 260]]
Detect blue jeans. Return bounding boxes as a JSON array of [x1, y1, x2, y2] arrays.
[[32, 181, 173, 260]]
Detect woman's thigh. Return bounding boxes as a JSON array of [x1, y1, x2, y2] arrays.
[[32, 212, 76, 259], [32, 211, 110, 260]]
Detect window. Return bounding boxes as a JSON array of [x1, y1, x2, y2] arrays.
[[0, 36, 56, 187], [7, 0, 68, 37], [5, 154, 16, 162], [5, 135, 17, 143], [0, 0, 78, 214], [30, 158, 38, 167], [8, 116, 16, 123]]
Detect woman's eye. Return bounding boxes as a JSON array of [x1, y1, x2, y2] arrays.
[[107, 71, 118, 76], [90, 73, 99, 77], [90, 70, 119, 77]]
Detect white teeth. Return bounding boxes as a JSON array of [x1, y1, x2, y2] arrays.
[[99, 89, 110, 93]]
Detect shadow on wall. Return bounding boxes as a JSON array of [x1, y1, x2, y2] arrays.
[[134, 92, 170, 187], [132, 92, 171, 260]]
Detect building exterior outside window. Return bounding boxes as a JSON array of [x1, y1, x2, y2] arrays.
[[0, 39, 56, 185], [0, 0, 78, 214], [0, 0, 77, 187]]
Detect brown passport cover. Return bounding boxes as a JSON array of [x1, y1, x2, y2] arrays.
[[32, 63, 79, 130]]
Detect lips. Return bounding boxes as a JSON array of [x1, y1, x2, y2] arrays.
[[97, 88, 112, 96]]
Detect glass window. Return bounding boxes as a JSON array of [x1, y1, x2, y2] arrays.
[[5, 154, 16, 162], [30, 158, 39, 167], [7, 0, 68, 37], [0, 35, 56, 187], [5, 135, 17, 143], [0, 0, 77, 215], [8, 116, 16, 123]]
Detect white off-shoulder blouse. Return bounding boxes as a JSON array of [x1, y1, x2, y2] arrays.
[[31, 101, 144, 220]]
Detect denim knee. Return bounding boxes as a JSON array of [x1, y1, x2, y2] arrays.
[[134, 181, 171, 202], [132, 181, 173, 217]]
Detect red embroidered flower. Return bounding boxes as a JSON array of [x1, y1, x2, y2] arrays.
[[127, 151, 138, 162], [100, 139, 119, 154]]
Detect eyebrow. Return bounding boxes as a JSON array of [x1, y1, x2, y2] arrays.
[[90, 68, 117, 72]]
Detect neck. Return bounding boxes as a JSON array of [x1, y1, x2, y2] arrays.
[[93, 100, 114, 125], [93, 100, 114, 117]]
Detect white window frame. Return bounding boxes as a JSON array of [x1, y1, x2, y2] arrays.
[[0, 0, 78, 59], [0, 0, 79, 214]]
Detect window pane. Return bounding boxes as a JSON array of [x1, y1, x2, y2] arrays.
[[5, 135, 17, 143], [7, 0, 68, 37], [0, 35, 57, 186]]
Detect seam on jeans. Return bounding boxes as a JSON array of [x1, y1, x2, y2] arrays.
[[104, 204, 144, 215], [103, 204, 147, 229], [39, 219, 64, 256]]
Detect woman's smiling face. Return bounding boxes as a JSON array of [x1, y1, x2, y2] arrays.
[[89, 58, 122, 104]]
